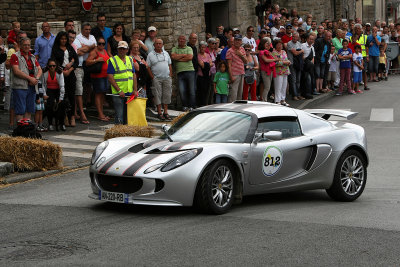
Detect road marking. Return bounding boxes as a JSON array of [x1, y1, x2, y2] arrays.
[[76, 129, 106, 136], [51, 142, 97, 150], [52, 135, 104, 142], [62, 151, 93, 159], [370, 108, 394, 122]]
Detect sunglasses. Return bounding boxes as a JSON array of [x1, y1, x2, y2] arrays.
[[212, 42, 217, 45], [49, 65, 56, 67], [98, 42, 105, 45], [248, 30, 254, 32], [245, 49, 251, 51]]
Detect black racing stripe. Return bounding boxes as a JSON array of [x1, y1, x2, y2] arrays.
[[99, 151, 131, 174], [122, 154, 160, 176], [143, 139, 163, 148], [166, 142, 188, 151]]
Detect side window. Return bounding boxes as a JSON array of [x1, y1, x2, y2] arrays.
[[257, 117, 302, 139]]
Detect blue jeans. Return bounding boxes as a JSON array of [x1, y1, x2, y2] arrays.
[[215, 94, 228, 103], [112, 95, 126, 124], [177, 71, 196, 108], [289, 66, 301, 97], [13, 86, 36, 115]]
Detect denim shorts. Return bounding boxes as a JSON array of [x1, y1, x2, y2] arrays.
[[353, 71, 362, 83], [92, 77, 109, 93], [13, 86, 36, 115]]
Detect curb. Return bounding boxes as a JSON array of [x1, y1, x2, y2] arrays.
[[1, 162, 90, 184]]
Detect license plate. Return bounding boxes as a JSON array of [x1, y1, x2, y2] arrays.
[[99, 190, 127, 203]]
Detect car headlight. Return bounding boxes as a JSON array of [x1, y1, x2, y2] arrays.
[[161, 148, 202, 172], [91, 141, 109, 164]]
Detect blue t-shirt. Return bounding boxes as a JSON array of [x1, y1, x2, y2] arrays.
[[367, 35, 381, 57], [102, 27, 113, 47], [321, 44, 328, 63], [220, 47, 229, 61], [338, 48, 352, 69]]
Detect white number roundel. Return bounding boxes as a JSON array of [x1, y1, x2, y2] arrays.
[[262, 146, 283, 176]]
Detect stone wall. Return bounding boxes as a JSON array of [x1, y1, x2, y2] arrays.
[[0, 0, 133, 39]]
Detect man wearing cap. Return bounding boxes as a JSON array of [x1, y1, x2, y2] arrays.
[[281, 24, 293, 48], [145, 26, 158, 53], [242, 26, 257, 52], [226, 34, 247, 102], [233, 28, 240, 35], [171, 35, 196, 111], [107, 41, 137, 124]]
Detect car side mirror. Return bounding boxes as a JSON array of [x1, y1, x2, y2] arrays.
[[264, 131, 283, 141], [253, 131, 283, 144]]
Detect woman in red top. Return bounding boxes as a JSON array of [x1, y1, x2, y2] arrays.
[[87, 37, 110, 121], [258, 37, 277, 101]]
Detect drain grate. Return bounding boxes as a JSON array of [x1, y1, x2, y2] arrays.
[[0, 240, 90, 261]]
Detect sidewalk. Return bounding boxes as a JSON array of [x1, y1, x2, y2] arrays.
[[0, 91, 334, 183]]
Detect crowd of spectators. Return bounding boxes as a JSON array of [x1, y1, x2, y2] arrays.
[[0, 6, 398, 130]]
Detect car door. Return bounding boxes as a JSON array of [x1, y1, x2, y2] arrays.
[[248, 117, 315, 185]]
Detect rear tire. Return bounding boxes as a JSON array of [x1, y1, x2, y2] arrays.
[[194, 159, 236, 214], [326, 150, 367, 201]]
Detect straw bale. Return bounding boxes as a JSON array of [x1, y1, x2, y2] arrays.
[[170, 112, 188, 125], [0, 136, 63, 171], [104, 125, 155, 141]]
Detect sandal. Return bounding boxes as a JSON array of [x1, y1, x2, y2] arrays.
[[81, 120, 90, 124], [163, 113, 172, 121], [98, 117, 110, 122], [157, 114, 165, 121]]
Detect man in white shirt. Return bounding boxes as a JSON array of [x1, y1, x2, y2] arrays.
[[146, 38, 173, 120], [301, 34, 316, 99], [73, 22, 96, 124], [270, 18, 281, 39], [242, 26, 257, 53]]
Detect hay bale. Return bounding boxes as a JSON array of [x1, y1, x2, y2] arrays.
[[104, 125, 155, 140], [170, 112, 188, 126], [0, 136, 63, 172]]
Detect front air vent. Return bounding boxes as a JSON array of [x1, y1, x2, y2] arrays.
[[128, 143, 144, 153]]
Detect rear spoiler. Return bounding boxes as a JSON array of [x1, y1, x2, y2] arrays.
[[303, 109, 358, 120]]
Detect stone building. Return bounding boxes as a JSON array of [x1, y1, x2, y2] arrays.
[[0, 0, 258, 50]]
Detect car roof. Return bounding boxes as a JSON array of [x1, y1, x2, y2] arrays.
[[197, 101, 298, 118]]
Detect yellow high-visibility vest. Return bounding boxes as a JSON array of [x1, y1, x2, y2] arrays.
[[358, 34, 368, 57], [108, 55, 134, 94]]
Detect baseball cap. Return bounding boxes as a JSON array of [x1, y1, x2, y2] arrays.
[[233, 28, 240, 32], [117, 41, 128, 49], [286, 24, 293, 28], [148, 26, 157, 32], [234, 34, 243, 40], [260, 29, 267, 33], [366, 23, 371, 26]]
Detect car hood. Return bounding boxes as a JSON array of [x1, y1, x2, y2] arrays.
[[94, 137, 234, 176]]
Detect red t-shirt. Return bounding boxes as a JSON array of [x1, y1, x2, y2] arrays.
[[348, 42, 361, 53], [10, 51, 40, 77], [7, 30, 18, 45], [281, 34, 292, 44]]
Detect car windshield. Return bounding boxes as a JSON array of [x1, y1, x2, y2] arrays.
[[162, 111, 252, 143]]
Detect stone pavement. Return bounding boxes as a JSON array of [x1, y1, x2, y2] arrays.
[[0, 92, 334, 183]]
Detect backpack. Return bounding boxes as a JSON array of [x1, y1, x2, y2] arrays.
[[12, 119, 42, 139]]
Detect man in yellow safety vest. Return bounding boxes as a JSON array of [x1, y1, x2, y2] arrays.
[[355, 23, 370, 90], [107, 41, 137, 124]]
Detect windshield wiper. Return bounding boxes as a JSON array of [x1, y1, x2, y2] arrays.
[[162, 124, 173, 142]]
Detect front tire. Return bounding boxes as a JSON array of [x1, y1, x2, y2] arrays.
[[326, 150, 367, 201], [194, 159, 236, 214]]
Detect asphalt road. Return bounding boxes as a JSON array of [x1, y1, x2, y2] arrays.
[[1, 78, 400, 266]]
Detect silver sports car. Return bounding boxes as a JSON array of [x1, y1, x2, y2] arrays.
[[89, 101, 368, 214]]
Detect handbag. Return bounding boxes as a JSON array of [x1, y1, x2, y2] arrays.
[[83, 60, 102, 74]]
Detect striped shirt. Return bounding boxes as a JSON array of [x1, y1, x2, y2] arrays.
[[226, 47, 246, 76]]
